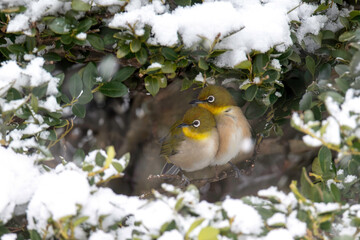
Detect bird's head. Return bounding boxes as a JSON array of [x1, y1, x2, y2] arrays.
[[176, 107, 216, 140], [190, 85, 236, 115]]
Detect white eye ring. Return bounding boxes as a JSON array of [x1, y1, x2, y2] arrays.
[[207, 95, 215, 103], [192, 120, 200, 128]]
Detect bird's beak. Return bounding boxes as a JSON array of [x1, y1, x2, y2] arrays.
[[189, 99, 206, 105], [176, 123, 189, 128]]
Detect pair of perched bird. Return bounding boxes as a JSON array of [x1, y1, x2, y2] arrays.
[[160, 85, 253, 178]]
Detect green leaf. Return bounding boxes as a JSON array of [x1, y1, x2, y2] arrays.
[[335, 77, 350, 93], [312, 157, 322, 176], [31, 95, 39, 113], [6, 88, 22, 100], [198, 58, 209, 70], [72, 103, 86, 118], [305, 55, 315, 76], [87, 34, 104, 50], [99, 81, 128, 98], [161, 47, 178, 61], [198, 227, 219, 240], [334, 64, 349, 76], [234, 60, 251, 70], [338, 31, 356, 42], [288, 51, 301, 63], [174, 0, 191, 6], [26, 36, 36, 52], [29, 230, 42, 240], [243, 85, 257, 101], [245, 101, 268, 119], [113, 67, 136, 82], [161, 61, 177, 73], [318, 146, 335, 180], [253, 54, 269, 74], [82, 62, 97, 88], [77, 18, 93, 32], [330, 183, 341, 202], [73, 216, 89, 227], [185, 218, 204, 238], [43, 52, 61, 61], [95, 152, 106, 167], [77, 87, 93, 104], [181, 77, 193, 91], [331, 49, 352, 61], [49, 17, 71, 34], [317, 63, 331, 80], [116, 45, 130, 58], [299, 92, 312, 111], [145, 76, 159, 96], [136, 48, 148, 65], [73, 149, 85, 164], [112, 161, 124, 172], [72, 0, 91, 11], [130, 39, 141, 53], [7, 44, 25, 54], [0, 225, 10, 236], [209, 49, 227, 58], [339, 16, 350, 29], [318, 91, 344, 103], [61, 34, 72, 44], [315, 3, 328, 13], [69, 73, 83, 98]]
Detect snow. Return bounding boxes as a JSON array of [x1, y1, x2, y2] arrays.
[[267, 213, 286, 226], [222, 198, 263, 234], [6, 1, 72, 33], [158, 230, 183, 240], [271, 59, 281, 69], [147, 62, 162, 69], [27, 170, 91, 232], [286, 211, 306, 237], [265, 228, 293, 240], [0, 98, 27, 112], [195, 72, 204, 82], [0, 58, 60, 98], [314, 202, 341, 214], [0, 234, 17, 240], [38, 95, 62, 112], [258, 186, 297, 211], [89, 230, 114, 240], [344, 175, 357, 184], [109, 0, 340, 67], [76, 32, 87, 40], [0, 147, 40, 223]]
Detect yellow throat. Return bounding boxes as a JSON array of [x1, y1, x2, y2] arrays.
[[182, 127, 211, 140], [198, 103, 230, 115]]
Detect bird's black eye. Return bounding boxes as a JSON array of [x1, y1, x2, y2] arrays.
[[192, 120, 200, 128], [207, 95, 215, 103]]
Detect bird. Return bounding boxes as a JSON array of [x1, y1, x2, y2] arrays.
[[190, 85, 253, 175], [160, 106, 219, 175]]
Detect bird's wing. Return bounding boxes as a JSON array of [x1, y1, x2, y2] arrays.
[[160, 120, 185, 158]]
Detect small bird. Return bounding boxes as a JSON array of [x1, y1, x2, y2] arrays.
[[160, 106, 219, 173], [190, 85, 253, 171]]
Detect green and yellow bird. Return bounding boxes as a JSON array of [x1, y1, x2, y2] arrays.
[[160, 106, 219, 173], [190, 85, 253, 167]]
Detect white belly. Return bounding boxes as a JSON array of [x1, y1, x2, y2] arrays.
[[211, 107, 252, 166], [169, 129, 218, 172]]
